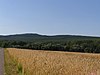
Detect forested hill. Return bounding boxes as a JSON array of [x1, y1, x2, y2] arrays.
[[0, 33, 99, 41], [1, 33, 100, 53]]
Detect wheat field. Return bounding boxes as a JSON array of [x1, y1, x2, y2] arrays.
[[6, 48, 100, 75]]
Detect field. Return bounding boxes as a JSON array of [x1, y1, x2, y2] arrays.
[[6, 48, 100, 75]]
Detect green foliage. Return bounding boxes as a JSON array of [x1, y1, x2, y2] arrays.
[[17, 63, 23, 75], [1, 34, 100, 53]]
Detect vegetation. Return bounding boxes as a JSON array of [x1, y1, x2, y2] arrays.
[[17, 63, 23, 75], [1, 33, 100, 53], [4, 49, 24, 75], [4, 49, 18, 75], [7, 48, 100, 75], [4, 34, 100, 75]]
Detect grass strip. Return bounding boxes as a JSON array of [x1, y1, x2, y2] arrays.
[[4, 49, 22, 75]]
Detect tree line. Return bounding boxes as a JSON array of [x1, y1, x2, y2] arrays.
[[0, 39, 100, 53]]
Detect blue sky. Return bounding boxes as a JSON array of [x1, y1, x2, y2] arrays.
[[0, 0, 100, 36]]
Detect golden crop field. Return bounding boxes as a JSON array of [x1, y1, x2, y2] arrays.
[[6, 48, 100, 75]]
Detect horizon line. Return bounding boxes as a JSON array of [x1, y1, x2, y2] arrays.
[[0, 32, 100, 37]]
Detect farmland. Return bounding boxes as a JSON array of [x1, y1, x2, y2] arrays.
[[5, 48, 100, 75]]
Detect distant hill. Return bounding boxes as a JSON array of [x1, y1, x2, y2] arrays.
[[0, 33, 99, 41], [1, 33, 100, 53]]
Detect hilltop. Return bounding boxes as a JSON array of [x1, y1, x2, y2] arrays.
[[0, 33, 99, 41]]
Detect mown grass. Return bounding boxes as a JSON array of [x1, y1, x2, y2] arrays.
[[4, 49, 24, 75], [7, 48, 100, 75]]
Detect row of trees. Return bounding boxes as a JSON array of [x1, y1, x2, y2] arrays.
[[1, 40, 100, 53]]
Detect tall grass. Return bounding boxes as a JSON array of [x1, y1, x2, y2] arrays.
[[4, 49, 24, 75], [4, 49, 18, 75], [7, 48, 100, 75]]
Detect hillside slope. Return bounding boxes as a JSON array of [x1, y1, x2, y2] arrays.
[[0, 33, 99, 41]]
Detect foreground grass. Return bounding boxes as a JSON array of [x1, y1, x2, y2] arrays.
[[7, 48, 100, 75], [4, 49, 23, 75]]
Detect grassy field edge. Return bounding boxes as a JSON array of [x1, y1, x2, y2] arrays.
[[4, 48, 24, 75]]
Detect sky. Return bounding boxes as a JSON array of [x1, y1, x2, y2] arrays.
[[0, 0, 100, 36]]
